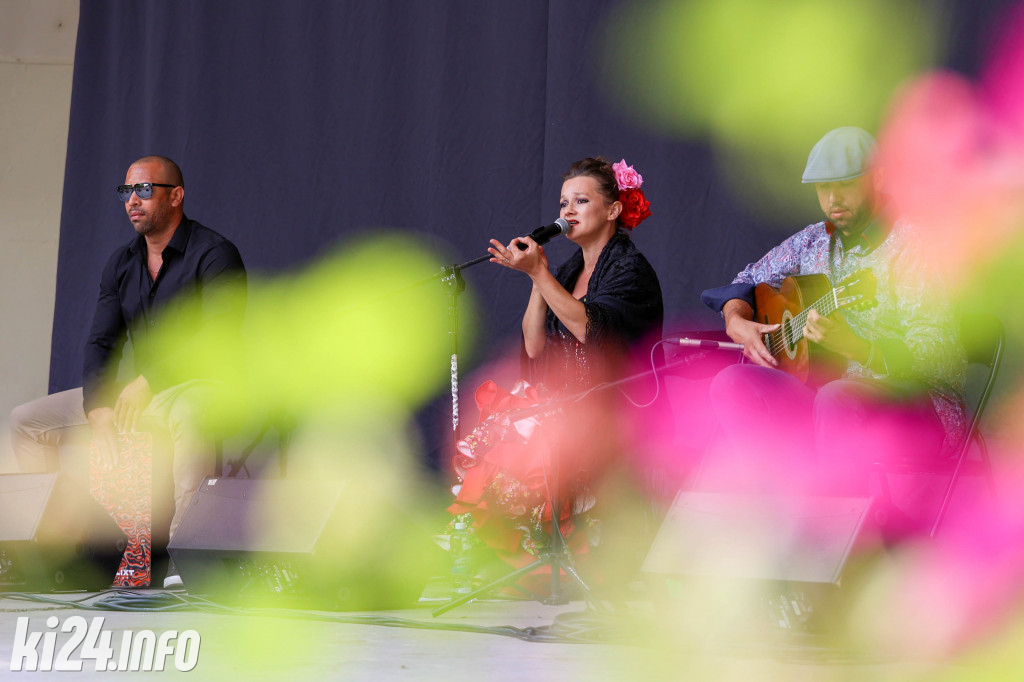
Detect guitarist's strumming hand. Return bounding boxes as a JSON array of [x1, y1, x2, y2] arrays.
[[803, 309, 871, 364], [723, 299, 780, 368]]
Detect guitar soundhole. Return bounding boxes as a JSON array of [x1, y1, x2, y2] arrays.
[[778, 309, 799, 360]]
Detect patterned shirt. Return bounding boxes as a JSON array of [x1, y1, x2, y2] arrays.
[[704, 219, 967, 456]]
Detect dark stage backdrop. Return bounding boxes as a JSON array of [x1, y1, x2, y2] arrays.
[[51, 0, 1011, 463]]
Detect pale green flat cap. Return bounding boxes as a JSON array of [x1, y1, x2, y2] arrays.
[[802, 127, 876, 183]]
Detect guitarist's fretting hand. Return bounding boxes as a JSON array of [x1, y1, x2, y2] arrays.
[[723, 299, 781, 368]]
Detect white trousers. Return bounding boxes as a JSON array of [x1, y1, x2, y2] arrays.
[[9, 382, 218, 537]]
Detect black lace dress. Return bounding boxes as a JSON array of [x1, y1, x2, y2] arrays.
[[525, 230, 664, 391]]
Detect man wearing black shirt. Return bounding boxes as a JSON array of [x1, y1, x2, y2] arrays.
[[10, 156, 246, 563]]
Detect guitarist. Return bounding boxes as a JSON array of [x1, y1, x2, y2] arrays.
[[700, 127, 966, 503]]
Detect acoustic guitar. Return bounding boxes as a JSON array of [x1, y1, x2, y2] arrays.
[[753, 271, 877, 385]]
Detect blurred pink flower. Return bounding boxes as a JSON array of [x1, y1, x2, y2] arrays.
[[877, 467, 1024, 657], [876, 6, 1024, 286]]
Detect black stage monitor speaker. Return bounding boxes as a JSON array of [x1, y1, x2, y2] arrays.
[[168, 477, 445, 610], [0, 473, 127, 592], [642, 491, 873, 584]]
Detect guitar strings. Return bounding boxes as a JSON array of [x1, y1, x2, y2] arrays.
[[767, 294, 837, 355], [766, 289, 840, 356]]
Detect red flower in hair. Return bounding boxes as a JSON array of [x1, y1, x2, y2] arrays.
[[619, 187, 652, 230]]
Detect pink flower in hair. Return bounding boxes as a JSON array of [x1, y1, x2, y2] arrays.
[[612, 159, 643, 190]]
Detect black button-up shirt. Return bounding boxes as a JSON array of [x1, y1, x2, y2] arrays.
[[82, 216, 246, 412]]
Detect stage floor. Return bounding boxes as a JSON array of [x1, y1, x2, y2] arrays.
[[0, 580, 967, 682]]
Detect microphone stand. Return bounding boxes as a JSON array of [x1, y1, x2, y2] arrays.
[[431, 220, 592, 611], [432, 400, 587, 617], [439, 222, 567, 448], [439, 222, 568, 448], [432, 351, 713, 617], [439, 252, 494, 450]]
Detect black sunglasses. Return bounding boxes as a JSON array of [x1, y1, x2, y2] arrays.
[[116, 183, 176, 202]]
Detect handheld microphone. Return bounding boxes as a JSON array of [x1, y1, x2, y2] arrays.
[[516, 218, 571, 250], [665, 337, 745, 352]]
